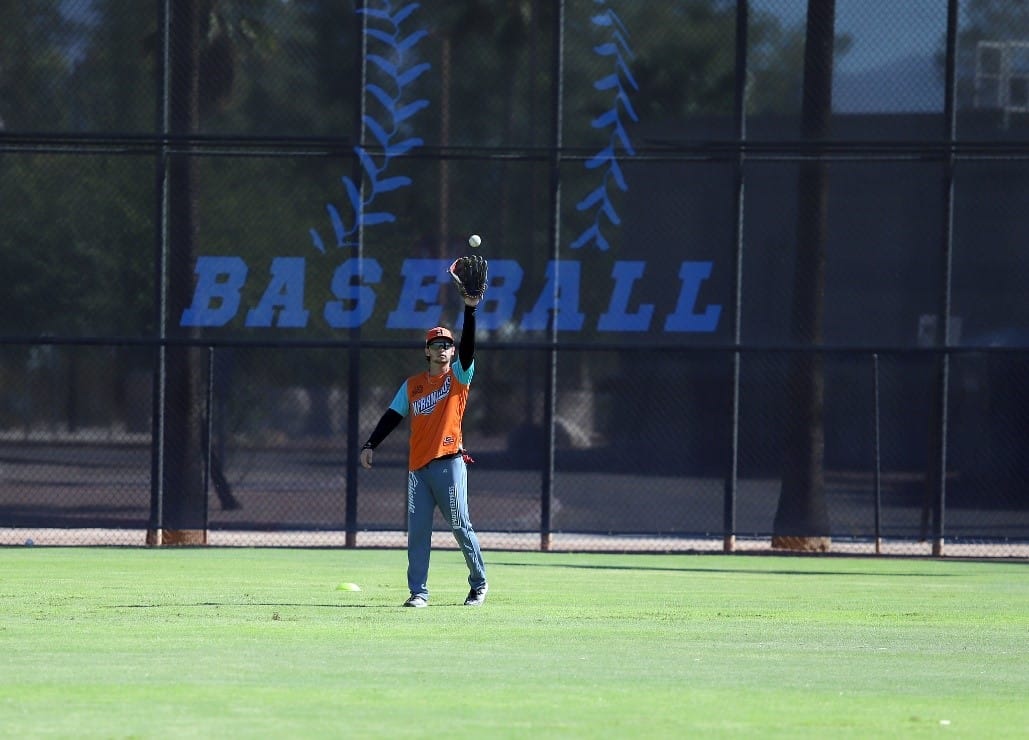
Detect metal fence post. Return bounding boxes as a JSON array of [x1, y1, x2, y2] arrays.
[[723, 0, 749, 554], [929, 0, 961, 558], [872, 353, 882, 554], [147, 0, 173, 546], [540, 0, 565, 552]]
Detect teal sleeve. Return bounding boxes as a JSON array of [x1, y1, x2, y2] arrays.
[[388, 382, 409, 416], [453, 358, 475, 386]]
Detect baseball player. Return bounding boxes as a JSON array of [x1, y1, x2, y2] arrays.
[[360, 282, 488, 608]]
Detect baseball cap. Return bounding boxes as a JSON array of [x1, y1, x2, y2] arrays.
[[425, 326, 454, 346]]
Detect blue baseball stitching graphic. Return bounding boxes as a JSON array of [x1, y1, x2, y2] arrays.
[[310, 2, 430, 252], [570, 2, 638, 252]]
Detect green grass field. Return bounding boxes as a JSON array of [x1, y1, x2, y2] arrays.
[[1, 547, 1026, 738]]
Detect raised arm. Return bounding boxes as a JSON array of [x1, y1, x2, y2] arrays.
[[459, 302, 477, 369]]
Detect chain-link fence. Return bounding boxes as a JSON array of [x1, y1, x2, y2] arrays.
[[1, 1, 1027, 556], [1, 340, 1026, 555]]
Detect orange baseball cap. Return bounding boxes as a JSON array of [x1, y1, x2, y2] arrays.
[[425, 326, 454, 345]]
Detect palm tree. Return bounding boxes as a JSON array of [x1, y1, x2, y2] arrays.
[[149, 0, 206, 544], [150, 0, 276, 544], [771, 0, 835, 552]]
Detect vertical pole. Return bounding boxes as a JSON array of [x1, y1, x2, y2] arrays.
[[203, 346, 214, 533], [930, 0, 960, 557], [345, 338, 361, 547], [724, 0, 748, 553], [344, 0, 369, 548], [541, 0, 565, 552], [872, 353, 882, 554], [147, 0, 172, 546]]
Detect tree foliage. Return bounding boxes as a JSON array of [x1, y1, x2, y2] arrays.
[[0, 0, 978, 342]]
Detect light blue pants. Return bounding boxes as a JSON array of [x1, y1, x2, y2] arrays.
[[406, 455, 487, 600]]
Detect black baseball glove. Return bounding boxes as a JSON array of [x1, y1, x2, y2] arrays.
[[448, 255, 488, 300]]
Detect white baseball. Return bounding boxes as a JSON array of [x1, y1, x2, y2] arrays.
[[468, 234, 482, 248]]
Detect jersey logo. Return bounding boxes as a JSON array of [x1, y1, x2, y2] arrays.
[[412, 375, 451, 416]]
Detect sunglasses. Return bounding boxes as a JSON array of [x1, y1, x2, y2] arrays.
[[428, 341, 454, 350]]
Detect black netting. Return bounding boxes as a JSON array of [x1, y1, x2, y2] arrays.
[[1, 1, 1027, 556]]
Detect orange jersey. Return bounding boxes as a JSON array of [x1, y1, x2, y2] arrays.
[[389, 359, 474, 470]]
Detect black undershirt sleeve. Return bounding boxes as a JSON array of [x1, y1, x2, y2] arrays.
[[459, 304, 476, 369], [362, 409, 403, 449]]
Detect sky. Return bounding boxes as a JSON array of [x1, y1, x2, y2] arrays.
[[758, 0, 955, 111], [763, 0, 948, 73]]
